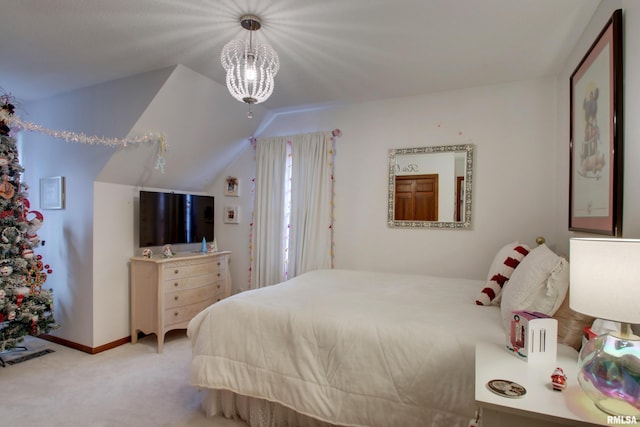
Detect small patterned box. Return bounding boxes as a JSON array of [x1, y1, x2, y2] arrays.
[[505, 310, 557, 363]]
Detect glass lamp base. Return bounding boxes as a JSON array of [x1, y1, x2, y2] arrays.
[[577, 333, 640, 416]]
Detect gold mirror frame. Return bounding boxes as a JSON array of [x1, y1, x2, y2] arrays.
[[388, 144, 474, 229]]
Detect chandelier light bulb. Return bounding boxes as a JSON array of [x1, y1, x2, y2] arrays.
[[245, 61, 257, 81]]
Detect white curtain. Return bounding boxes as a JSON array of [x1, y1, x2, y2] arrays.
[[288, 132, 334, 278], [250, 131, 335, 288], [251, 137, 289, 288]]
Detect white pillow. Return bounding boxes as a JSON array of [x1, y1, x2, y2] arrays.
[[475, 242, 530, 306], [500, 244, 569, 330]]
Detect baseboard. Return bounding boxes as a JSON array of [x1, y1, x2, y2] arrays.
[[39, 334, 131, 354]]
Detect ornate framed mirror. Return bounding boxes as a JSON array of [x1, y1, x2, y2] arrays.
[[388, 144, 474, 229]]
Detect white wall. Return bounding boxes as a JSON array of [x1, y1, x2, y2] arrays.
[[622, 3, 640, 238], [218, 77, 559, 285], [205, 142, 255, 294], [97, 65, 265, 191], [93, 182, 137, 345]]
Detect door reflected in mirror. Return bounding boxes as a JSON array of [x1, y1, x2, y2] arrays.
[[388, 144, 474, 229], [394, 174, 438, 221]]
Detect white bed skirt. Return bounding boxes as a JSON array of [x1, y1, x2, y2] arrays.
[[203, 389, 342, 427]]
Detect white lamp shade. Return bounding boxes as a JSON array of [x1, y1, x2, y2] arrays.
[[570, 238, 640, 324]]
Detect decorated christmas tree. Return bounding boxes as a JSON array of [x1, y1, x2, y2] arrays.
[[0, 96, 57, 352]]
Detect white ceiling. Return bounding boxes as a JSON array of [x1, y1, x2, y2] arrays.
[[0, 0, 601, 111]]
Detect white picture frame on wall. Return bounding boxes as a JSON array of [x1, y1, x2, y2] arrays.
[[40, 176, 65, 210], [224, 176, 239, 197], [223, 205, 239, 224]]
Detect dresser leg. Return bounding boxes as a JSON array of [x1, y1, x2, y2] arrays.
[[157, 334, 163, 353]]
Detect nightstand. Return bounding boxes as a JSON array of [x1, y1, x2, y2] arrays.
[[475, 341, 609, 426]]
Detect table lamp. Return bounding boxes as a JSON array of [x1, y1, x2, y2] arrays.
[[569, 238, 640, 416]]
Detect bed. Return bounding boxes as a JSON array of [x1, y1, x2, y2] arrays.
[[188, 243, 579, 427]]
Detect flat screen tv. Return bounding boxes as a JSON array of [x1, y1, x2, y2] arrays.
[[138, 190, 214, 247]]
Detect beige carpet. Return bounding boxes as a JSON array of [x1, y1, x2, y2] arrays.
[[0, 331, 248, 427]]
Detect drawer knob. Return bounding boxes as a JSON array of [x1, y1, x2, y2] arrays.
[[174, 312, 179, 316], [174, 269, 179, 274], [174, 296, 179, 301], [217, 262, 221, 266], [174, 282, 179, 287], [217, 284, 221, 289], [217, 273, 221, 277]]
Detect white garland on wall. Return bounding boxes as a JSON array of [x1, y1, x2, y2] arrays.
[[0, 109, 167, 173]]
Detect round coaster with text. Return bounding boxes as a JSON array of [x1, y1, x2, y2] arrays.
[[486, 379, 527, 398]]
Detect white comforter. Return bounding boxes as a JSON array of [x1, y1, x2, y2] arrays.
[[188, 269, 504, 427]]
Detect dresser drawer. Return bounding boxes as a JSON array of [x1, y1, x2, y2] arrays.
[[162, 258, 224, 279], [164, 280, 226, 309], [164, 297, 216, 326], [163, 270, 225, 293]]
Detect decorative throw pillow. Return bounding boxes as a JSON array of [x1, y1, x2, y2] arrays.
[[553, 292, 595, 351], [475, 242, 530, 306], [500, 244, 569, 331]]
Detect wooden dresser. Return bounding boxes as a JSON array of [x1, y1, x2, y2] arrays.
[[130, 251, 231, 352]]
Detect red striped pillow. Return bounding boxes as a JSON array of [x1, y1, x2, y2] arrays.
[[476, 243, 530, 305]]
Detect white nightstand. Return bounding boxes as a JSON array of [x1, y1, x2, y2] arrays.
[[475, 342, 610, 426]]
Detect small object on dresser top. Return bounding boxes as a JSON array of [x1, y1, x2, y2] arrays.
[[486, 379, 527, 398], [551, 367, 567, 391], [162, 244, 174, 258], [142, 248, 152, 259]]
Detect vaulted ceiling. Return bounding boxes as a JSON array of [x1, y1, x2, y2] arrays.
[[1, 0, 600, 111]]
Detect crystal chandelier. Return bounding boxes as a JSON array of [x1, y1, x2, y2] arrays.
[[221, 15, 279, 118]]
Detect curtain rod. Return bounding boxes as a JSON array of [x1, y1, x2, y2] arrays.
[[250, 129, 342, 145]]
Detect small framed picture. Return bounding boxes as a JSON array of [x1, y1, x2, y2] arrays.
[[224, 176, 239, 197], [40, 176, 65, 210], [223, 205, 239, 224]]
